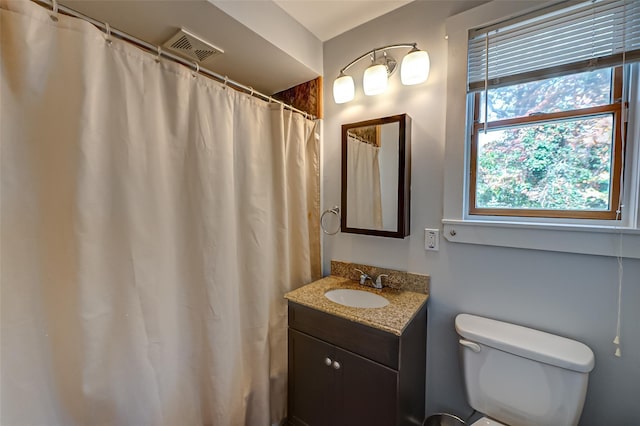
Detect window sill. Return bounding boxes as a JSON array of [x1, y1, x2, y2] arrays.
[[442, 219, 640, 259]]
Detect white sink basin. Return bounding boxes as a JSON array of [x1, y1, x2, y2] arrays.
[[324, 289, 389, 309]]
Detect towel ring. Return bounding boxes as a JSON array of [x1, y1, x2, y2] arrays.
[[320, 206, 341, 235]]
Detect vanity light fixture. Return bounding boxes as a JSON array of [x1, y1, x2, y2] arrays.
[[363, 51, 395, 96], [333, 43, 429, 104], [401, 46, 430, 85], [333, 72, 355, 104]]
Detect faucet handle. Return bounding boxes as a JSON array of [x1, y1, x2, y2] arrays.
[[375, 274, 388, 288], [354, 268, 369, 285]]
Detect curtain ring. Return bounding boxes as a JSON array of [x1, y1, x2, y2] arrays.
[[155, 46, 162, 63], [223, 76, 228, 89], [50, 0, 59, 21], [105, 23, 113, 45], [248, 86, 254, 96], [192, 62, 200, 77], [320, 206, 341, 235]]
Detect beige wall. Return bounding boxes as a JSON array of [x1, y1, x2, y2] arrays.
[[322, 1, 640, 423]]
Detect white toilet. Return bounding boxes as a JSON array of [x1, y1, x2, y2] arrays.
[[455, 313, 595, 426]]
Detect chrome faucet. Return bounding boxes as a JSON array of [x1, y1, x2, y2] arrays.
[[374, 274, 388, 289], [354, 269, 388, 289]]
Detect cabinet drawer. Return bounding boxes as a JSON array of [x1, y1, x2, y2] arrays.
[[288, 302, 399, 369]]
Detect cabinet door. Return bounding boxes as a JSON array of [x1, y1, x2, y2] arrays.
[[334, 345, 398, 426], [289, 329, 398, 426], [288, 330, 336, 426]]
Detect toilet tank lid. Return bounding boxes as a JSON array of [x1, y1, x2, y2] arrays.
[[455, 314, 595, 373]]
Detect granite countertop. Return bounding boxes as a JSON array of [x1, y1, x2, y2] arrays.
[[285, 275, 429, 336]]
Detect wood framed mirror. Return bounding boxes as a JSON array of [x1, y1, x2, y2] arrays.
[[341, 114, 411, 238]]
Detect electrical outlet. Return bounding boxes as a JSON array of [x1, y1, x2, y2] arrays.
[[424, 228, 439, 251]]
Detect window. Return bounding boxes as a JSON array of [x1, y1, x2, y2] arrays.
[[470, 68, 624, 219], [466, 0, 639, 220]]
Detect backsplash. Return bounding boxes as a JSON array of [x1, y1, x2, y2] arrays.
[[331, 260, 429, 294]]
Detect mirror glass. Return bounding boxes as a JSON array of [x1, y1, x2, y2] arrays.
[[341, 114, 411, 238]]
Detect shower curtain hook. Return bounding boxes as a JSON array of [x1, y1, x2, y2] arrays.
[[248, 86, 254, 96], [192, 62, 200, 77], [155, 46, 162, 63], [223, 76, 228, 89], [104, 23, 113, 45], [50, 0, 59, 22]]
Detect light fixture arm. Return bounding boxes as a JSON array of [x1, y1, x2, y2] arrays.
[[340, 43, 417, 74]]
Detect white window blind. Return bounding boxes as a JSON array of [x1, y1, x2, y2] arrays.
[[468, 0, 640, 92]]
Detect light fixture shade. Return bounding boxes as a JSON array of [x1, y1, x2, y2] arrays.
[[401, 49, 430, 85], [333, 74, 355, 104], [363, 64, 388, 96]]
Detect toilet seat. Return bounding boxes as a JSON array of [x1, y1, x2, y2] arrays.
[[471, 417, 508, 426]]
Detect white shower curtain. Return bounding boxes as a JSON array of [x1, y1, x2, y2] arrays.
[[0, 1, 320, 425], [346, 136, 383, 229]]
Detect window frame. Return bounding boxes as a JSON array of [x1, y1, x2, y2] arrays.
[[468, 67, 625, 220]]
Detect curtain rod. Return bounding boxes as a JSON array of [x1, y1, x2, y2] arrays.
[[347, 132, 379, 147], [31, 0, 315, 120]]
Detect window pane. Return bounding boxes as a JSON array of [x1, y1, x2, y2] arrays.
[[475, 115, 614, 211], [478, 69, 612, 123]]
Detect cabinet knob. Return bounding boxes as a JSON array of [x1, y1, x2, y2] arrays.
[[332, 361, 341, 370], [324, 357, 332, 366]]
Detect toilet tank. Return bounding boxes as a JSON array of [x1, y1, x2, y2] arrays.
[[455, 314, 595, 426]]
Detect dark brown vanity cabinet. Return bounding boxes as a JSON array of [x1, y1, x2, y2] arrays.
[[287, 302, 427, 426]]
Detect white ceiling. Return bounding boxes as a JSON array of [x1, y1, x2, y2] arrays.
[[273, 0, 413, 42], [57, 0, 415, 94]]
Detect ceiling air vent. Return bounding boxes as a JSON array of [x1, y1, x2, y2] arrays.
[[162, 28, 224, 64]]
